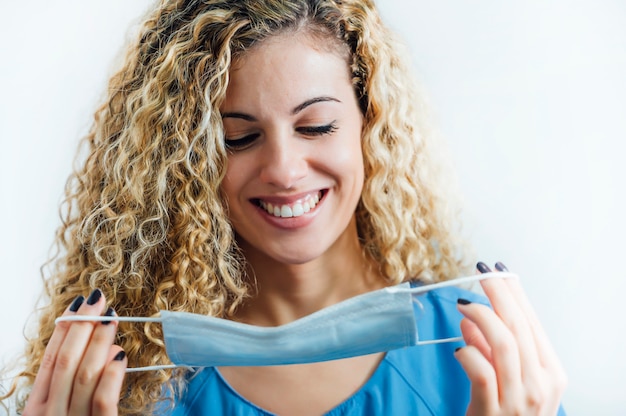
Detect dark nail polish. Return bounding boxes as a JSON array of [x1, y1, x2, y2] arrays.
[[457, 298, 472, 305], [495, 261, 509, 272], [102, 307, 115, 325], [113, 351, 126, 361], [86, 289, 102, 305], [476, 262, 491, 274], [69, 295, 85, 312]]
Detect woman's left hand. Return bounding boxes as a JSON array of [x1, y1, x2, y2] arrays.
[[454, 262, 567, 416]]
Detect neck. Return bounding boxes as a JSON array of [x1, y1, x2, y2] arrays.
[[234, 218, 386, 326]]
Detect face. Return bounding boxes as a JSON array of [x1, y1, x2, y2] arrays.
[[220, 33, 365, 266]]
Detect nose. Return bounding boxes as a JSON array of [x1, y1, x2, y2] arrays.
[[258, 130, 308, 189]]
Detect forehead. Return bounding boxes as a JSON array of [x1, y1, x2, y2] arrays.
[[231, 29, 350, 72], [223, 33, 355, 112]]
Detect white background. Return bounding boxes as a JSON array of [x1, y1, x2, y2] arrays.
[[1, 1, 624, 414]]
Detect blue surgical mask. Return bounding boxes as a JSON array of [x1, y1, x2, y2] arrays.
[[56, 272, 516, 372]]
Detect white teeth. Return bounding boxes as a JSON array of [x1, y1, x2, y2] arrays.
[[259, 192, 322, 218], [280, 205, 293, 217], [292, 203, 304, 216]]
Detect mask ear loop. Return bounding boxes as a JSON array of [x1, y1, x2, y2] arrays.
[[55, 316, 162, 324], [388, 271, 518, 296], [400, 272, 519, 346], [54, 315, 188, 372], [409, 295, 465, 346]]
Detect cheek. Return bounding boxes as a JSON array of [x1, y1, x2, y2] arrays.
[[318, 130, 365, 194], [336, 128, 365, 176], [221, 157, 247, 212]]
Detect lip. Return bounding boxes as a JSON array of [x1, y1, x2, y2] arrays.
[[250, 189, 324, 206], [251, 189, 328, 230]]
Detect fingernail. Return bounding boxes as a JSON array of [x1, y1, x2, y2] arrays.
[[102, 307, 115, 325], [476, 262, 491, 274], [457, 298, 472, 305], [495, 261, 509, 272], [113, 351, 126, 361], [69, 295, 85, 312], [455, 347, 463, 353], [86, 289, 102, 305]]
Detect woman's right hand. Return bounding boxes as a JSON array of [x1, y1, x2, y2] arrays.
[[24, 289, 127, 416]]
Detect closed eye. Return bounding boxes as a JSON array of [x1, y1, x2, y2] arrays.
[[225, 122, 338, 150], [297, 122, 338, 136], [224, 133, 260, 151]]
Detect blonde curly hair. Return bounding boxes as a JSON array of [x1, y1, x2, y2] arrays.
[[4, 0, 468, 413]]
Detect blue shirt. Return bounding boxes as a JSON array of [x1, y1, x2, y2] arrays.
[[163, 286, 566, 415]]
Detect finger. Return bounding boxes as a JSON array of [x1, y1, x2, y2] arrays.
[[503, 274, 568, 409], [92, 348, 127, 416], [460, 317, 492, 363], [68, 307, 119, 416], [457, 300, 523, 405], [504, 276, 561, 368], [454, 346, 499, 415], [480, 277, 542, 370], [28, 295, 85, 405], [493, 262, 546, 345], [47, 289, 107, 415], [479, 262, 545, 374], [495, 263, 568, 410]]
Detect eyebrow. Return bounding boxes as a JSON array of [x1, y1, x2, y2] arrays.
[[292, 96, 341, 115], [221, 96, 341, 121]]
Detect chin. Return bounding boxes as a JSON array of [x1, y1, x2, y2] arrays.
[[265, 247, 327, 266]]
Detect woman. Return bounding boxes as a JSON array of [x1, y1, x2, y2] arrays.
[[3, 0, 566, 414]]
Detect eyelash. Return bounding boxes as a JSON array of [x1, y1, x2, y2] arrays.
[[224, 122, 338, 151], [297, 123, 338, 136], [224, 134, 259, 150]]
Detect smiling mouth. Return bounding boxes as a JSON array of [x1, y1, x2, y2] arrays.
[[252, 190, 325, 218]]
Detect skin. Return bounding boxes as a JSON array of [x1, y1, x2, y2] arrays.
[[216, 33, 389, 414], [23, 290, 126, 416], [219, 32, 385, 327], [23, 32, 566, 416], [456, 271, 568, 415]]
